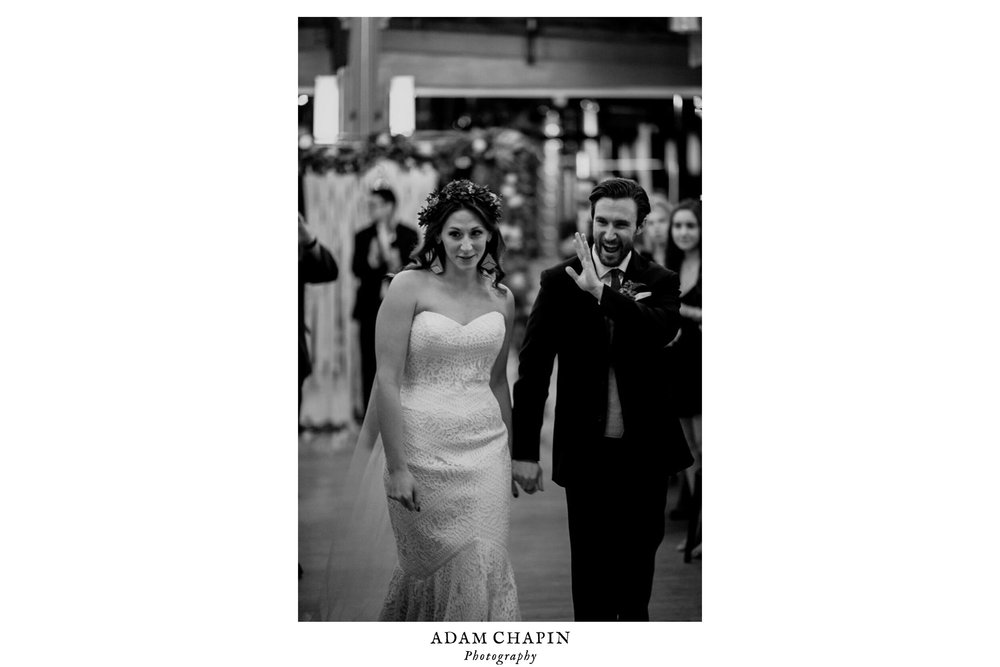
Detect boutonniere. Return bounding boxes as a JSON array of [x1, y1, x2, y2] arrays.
[[618, 279, 650, 301]]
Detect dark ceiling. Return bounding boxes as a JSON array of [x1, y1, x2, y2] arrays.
[[299, 17, 699, 46]]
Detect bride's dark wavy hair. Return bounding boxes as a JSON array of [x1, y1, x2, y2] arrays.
[[406, 180, 507, 290]]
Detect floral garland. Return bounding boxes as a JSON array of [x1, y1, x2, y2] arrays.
[[299, 129, 540, 179], [299, 132, 433, 175], [417, 180, 503, 228], [300, 128, 543, 255]]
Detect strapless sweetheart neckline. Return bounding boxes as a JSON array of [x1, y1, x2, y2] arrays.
[[414, 310, 504, 328]]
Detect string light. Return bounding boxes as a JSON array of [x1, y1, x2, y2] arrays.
[[543, 110, 561, 138], [581, 100, 599, 137]]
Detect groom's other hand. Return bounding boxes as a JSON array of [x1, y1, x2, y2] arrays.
[[512, 460, 545, 495]]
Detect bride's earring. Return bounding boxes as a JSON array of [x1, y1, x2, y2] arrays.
[[480, 254, 497, 272], [430, 247, 444, 274]]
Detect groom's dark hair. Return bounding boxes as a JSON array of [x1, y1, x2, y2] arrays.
[[588, 178, 650, 228]]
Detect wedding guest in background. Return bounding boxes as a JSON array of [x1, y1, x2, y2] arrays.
[[299, 212, 339, 418], [640, 193, 673, 267], [639, 194, 689, 519], [299, 211, 338, 580], [352, 186, 419, 413], [664, 199, 702, 558]]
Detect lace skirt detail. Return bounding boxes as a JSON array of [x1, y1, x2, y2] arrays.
[[382, 382, 519, 621], [379, 539, 520, 621]]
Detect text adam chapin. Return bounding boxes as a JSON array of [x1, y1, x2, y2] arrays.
[[431, 631, 570, 665]]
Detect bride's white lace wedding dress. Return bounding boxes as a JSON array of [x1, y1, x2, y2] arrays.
[[322, 309, 520, 622], [380, 310, 520, 621]]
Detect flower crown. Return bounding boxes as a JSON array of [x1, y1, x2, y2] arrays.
[[417, 180, 503, 228]]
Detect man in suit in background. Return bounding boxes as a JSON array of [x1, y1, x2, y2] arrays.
[[511, 178, 694, 621], [351, 186, 419, 412]]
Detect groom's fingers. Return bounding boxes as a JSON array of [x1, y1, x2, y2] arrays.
[[565, 266, 580, 281], [512, 461, 543, 494]]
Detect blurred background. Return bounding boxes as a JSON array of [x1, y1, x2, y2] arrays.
[[298, 16, 702, 621], [299, 16, 702, 427]]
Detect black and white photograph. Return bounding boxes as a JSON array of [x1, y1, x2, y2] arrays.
[[8, 5, 1000, 666], [296, 17, 703, 623]]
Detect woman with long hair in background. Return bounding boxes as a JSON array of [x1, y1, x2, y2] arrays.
[[665, 199, 702, 558]]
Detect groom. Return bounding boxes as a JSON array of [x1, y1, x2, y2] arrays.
[[512, 178, 694, 621]]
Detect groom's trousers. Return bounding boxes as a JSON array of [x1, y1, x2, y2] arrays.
[[565, 435, 670, 621]]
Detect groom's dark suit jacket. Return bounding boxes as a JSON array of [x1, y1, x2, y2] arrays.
[[512, 252, 695, 487]]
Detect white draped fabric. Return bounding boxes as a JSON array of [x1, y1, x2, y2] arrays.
[[301, 160, 438, 426], [319, 428, 397, 621]]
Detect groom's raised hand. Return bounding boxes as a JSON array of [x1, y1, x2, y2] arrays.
[[564, 233, 604, 301], [512, 460, 545, 495]]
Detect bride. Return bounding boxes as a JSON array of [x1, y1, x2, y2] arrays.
[[323, 180, 521, 621]]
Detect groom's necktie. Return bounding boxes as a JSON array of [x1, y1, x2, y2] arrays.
[[605, 269, 623, 336], [609, 269, 622, 293], [604, 268, 625, 438]]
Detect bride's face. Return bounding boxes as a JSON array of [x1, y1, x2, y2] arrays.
[[440, 209, 491, 271]]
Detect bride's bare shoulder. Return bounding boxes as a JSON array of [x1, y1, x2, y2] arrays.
[[381, 268, 427, 304], [388, 267, 431, 289]]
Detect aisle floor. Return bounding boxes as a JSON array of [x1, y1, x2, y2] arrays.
[[298, 422, 701, 622]]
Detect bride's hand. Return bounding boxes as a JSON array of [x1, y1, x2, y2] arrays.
[[387, 468, 421, 512]]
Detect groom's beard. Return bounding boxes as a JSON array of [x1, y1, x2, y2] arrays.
[[595, 233, 632, 267]]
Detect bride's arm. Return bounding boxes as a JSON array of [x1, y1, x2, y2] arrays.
[[374, 270, 420, 512], [490, 287, 517, 494]]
